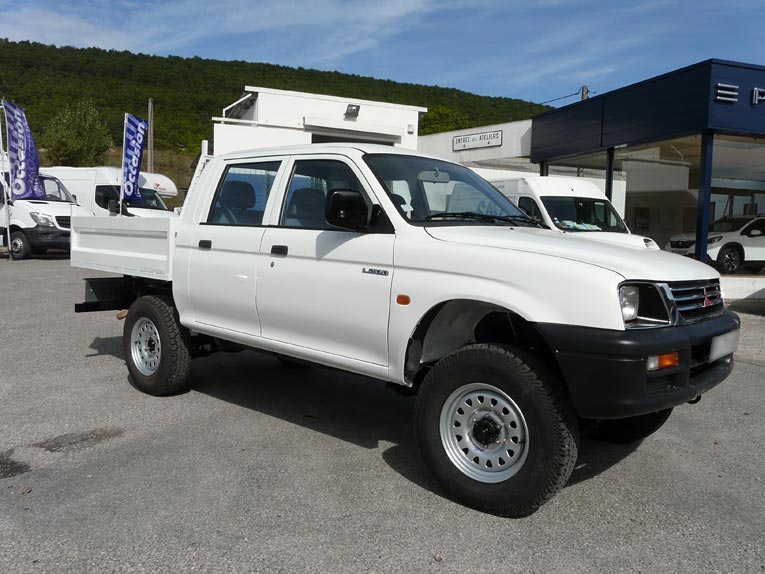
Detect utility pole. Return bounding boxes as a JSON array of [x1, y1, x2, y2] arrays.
[[580, 85, 589, 101], [147, 98, 154, 172]]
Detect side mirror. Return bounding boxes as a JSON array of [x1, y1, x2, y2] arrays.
[[326, 189, 368, 232], [72, 194, 77, 203], [108, 199, 120, 215], [749, 228, 762, 237]]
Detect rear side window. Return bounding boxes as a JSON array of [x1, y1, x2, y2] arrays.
[[208, 161, 281, 226]]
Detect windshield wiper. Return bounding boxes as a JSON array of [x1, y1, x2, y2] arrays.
[[423, 211, 546, 228]]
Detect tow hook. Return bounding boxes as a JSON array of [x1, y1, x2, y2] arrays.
[[687, 396, 701, 405]]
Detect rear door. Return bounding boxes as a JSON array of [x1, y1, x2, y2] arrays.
[[256, 155, 394, 365], [187, 158, 287, 335]]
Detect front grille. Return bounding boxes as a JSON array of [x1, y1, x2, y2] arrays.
[[56, 216, 71, 229], [667, 279, 724, 323], [670, 240, 695, 249]]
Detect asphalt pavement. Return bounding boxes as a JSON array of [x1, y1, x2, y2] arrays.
[[1, 256, 763, 573]]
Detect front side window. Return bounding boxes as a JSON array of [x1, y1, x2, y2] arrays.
[[208, 161, 281, 225], [280, 159, 368, 229], [364, 154, 533, 227], [541, 196, 627, 233], [95, 185, 169, 211], [518, 196, 543, 220], [40, 176, 75, 202]]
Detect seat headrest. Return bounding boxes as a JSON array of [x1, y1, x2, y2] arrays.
[[220, 181, 256, 209], [291, 187, 325, 215]]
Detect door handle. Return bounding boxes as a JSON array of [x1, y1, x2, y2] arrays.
[[271, 244, 288, 256], [198, 239, 212, 250]]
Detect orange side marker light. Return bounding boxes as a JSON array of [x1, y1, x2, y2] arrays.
[[396, 294, 411, 306]]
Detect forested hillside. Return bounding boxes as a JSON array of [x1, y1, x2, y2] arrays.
[[0, 39, 548, 151]]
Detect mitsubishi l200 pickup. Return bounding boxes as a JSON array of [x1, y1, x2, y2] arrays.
[[70, 144, 740, 517]]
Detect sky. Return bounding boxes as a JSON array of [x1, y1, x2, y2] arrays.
[[1, 0, 763, 106]]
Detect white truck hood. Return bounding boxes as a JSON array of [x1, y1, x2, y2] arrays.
[[425, 226, 718, 282], [14, 199, 75, 216]]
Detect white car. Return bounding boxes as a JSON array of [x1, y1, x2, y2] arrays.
[[667, 216, 765, 274], [70, 144, 740, 517]]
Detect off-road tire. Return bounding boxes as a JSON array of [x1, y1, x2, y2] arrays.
[[10, 231, 31, 260], [123, 295, 191, 396], [717, 246, 742, 274], [414, 344, 578, 517], [590, 408, 673, 444]]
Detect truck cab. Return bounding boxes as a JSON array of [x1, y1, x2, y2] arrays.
[[1, 172, 75, 258], [490, 176, 658, 249]]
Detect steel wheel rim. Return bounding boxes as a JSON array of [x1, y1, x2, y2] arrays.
[[10, 238, 23, 255], [131, 317, 161, 376], [723, 250, 740, 273], [439, 382, 529, 483]]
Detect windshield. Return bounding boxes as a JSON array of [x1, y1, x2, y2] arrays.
[[709, 217, 750, 233], [95, 185, 169, 211], [39, 175, 75, 203], [541, 196, 627, 233], [363, 154, 535, 226]]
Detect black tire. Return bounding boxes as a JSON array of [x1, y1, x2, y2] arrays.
[[123, 295, 192, 396], [590, 408, 673, 444], [716, 246, 742, 274], [10, 231, 31, 260], [414, 344, 578, 517]]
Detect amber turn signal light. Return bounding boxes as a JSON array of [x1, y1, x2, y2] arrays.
[[646, 352, 679, 371], [396, 294, 411, 305]]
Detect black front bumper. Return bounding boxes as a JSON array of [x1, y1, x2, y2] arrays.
[[537, 310, 740, 419], [25, 225, 70, 250]]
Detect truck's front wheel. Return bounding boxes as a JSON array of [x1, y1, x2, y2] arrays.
[[123, 295, 191, 396], [415, 344, 578, 517], [10, 231, 31, 260]]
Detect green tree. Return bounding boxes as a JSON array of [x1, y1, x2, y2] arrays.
[[419, 105, 472, 135], [41, 98, 113, 166]]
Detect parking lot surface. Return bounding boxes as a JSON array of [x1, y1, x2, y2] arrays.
[[1, 257, 763, 573]]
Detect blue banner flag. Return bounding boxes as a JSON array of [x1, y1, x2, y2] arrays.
[[2, 100, 45, 201], [121, 113, 148, 200]]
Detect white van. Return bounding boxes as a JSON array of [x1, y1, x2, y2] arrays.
[[40, 166, 175, 218], [1, 171, 75, 259], [488, 175, 658, 249]]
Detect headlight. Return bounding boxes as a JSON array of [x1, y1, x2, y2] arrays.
[[619, 285, 639, 322], [30, 212, 56, 227], [619, 282, 671, 328], [708, 236, 722, 244]]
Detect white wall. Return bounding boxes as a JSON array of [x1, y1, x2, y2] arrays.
[[418, 120, 532, 163]]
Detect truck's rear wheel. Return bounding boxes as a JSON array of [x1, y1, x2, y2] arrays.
[[415, 344, 578, 517], [123, 295, 191, 396], [590, 408, 673, 444]]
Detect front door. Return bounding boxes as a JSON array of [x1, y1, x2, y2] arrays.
[[742, 218, 765, 263], [256, 157, 394, 366]]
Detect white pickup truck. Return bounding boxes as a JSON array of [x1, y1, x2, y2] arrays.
[[71, 144, 740, 517]]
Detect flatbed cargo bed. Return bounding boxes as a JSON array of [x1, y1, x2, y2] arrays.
[[70, 216, 176, 281]]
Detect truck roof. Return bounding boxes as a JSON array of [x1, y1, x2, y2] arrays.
[[217, 143, 442, 161], [492, 176, 606, 200]]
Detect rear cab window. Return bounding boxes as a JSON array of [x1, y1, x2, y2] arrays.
[[207, 161, 282, 226]]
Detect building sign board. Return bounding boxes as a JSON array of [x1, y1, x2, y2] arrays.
[[452, 130, 503, 151]]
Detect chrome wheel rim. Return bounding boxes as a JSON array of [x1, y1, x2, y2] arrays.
[[10, 237, 24, 255], [131, 317, 161, 376], [722, 250, 740, 273], [439, 383, 529, 483]]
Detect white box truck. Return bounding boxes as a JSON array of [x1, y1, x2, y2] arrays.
[[70, 144, 739, 516], [41, 166, 175, 218]]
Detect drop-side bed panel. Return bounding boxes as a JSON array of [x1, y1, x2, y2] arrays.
[[70, 216, 177, 280]]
